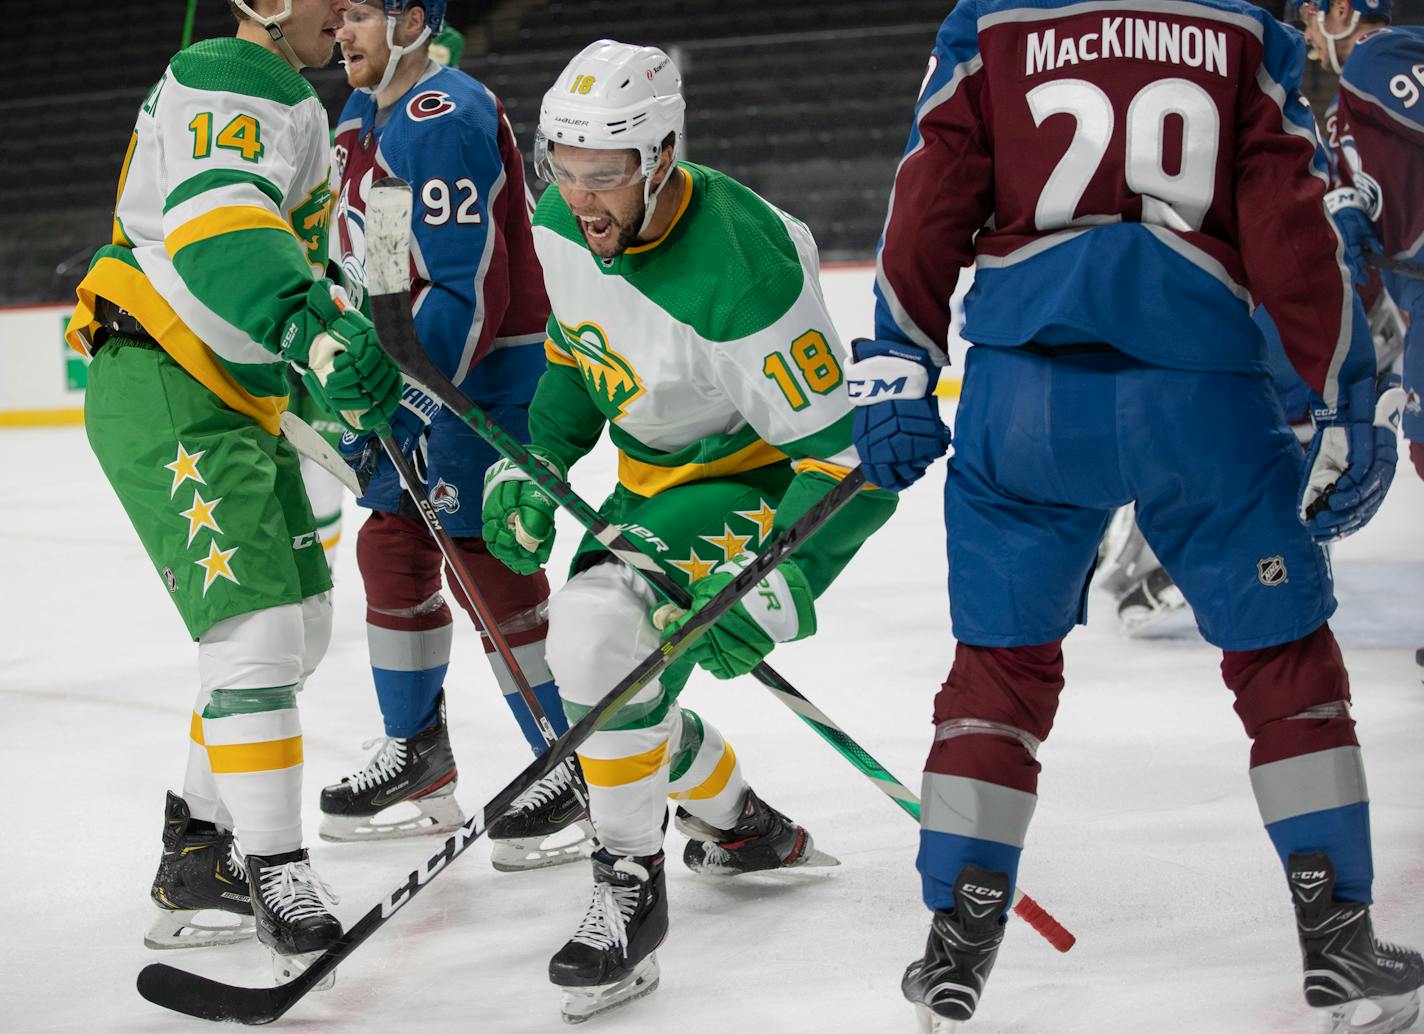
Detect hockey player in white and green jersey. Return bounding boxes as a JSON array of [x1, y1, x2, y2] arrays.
[[479, 40, 897, 1022], [64, 0, 400, 977]]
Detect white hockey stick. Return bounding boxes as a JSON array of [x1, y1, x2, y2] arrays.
[[280, 409, 361, 496]]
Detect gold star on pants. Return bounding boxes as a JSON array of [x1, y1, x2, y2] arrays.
[[668, 549, 718, 583], [702, 524, 752, 563], [195, 541, 239, 595], [179, 491, 223, 547], [164, 443, 207, 498], [734, 500, 777, 544]]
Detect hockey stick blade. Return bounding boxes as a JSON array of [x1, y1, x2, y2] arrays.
[[363, 177, 1078, 953], [279, 410, 362, 496]]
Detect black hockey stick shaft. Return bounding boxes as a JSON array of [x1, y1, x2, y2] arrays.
[[1366, 250, 1424, 281], [361, 176, 1074, 952], [377, 433, 588, 806]]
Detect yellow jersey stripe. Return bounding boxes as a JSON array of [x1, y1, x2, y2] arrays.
[[618, 438, 787, 497], [206, 735, 304, 774], [165, 205, 298, 258], [579, 741, 669, 788], [66, 256, 287, 436], [669, 743, 739, 801]]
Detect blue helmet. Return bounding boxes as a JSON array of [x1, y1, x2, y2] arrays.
[[382, 0, 447, 35]]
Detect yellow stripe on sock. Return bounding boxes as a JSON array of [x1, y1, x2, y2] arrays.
[[578, 741, 668, 788], [669, 743, 738, 801], [190, 711, 205, 745], [320, 531, 341, 551], [206, 735, 303, 774]]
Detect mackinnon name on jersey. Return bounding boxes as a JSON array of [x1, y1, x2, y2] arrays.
[[1026, 18, 1229, 78]]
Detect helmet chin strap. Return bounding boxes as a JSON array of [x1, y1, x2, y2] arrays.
[[369, 16, 432, 97], [1317, 8, 1361, 74], [636, 152, 677, 238], [231, 0, 302, 69]]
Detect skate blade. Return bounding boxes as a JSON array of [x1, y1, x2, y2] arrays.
[[491, 821, 595, 873], [691, 846, 841, 877], [1118, 588, 1186, 637], [1324, 991, 1421, 1034], [319, 794, 466, 842], [272, 948, 336, 993], [144, 908, 255, 950], [559, 954, 659, 1024], [914, 1004, 960, 1033]]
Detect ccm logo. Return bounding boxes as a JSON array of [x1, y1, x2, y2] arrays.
[[847, 376, 909, 400], [963, 885, 1004, 898]]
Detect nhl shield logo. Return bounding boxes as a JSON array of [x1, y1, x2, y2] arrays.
[[163, 567, 178, 593], [1257, 556, 1288, 587], [431, 479, 460, 513]]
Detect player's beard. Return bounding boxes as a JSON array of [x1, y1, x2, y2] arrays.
[[582, 201, 646, 258]]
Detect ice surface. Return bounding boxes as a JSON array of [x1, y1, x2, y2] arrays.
[[2, 424, 1420, 1033]]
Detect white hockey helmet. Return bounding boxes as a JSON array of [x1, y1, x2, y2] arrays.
[[535, 41, 685, 231]]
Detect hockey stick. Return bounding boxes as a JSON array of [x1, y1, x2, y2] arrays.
[[363, 177, 1074, 953], [279, 410, 362, 496], [376, 431, 589, 810], [1366, 251, 1424, 281], [134, 451, 867, 1024]]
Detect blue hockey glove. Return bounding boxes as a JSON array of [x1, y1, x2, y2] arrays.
[[1299, 372, 1405, 543], [845, 338, 952, 492], [336, 381, 438, 494], [655, 556, 816, 680], [1324, 188, 1382, 288], [482, 446, 564, 575]]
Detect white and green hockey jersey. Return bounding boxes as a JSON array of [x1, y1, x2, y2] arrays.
[[530, 162, 895, 597], [66, 38, 333, 435]]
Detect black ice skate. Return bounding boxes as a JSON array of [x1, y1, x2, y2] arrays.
[[487, 756, 595, 872], [319, 710, 465, 841], [550, 847, 668, 1023], [1290, 851, 1423, 1034], [146, 791, 254, 949], [676, 787, 838, 875], [1116, 563, 1186, 636], [902, 864, 1010, 1032], [247, 849, 342, 989]]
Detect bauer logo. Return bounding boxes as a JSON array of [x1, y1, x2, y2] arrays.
[[1257, 556, 1287, 587]]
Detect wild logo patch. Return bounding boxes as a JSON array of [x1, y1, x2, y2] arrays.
[[559, 320, 646, 420], [1257, 555, 1288, 587], [290, 180, 334, 269]]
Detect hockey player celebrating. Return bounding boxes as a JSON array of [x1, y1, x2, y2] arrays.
[[481, 40, 897, 1021], [849, 1, 1421, 1031], [65, 0, 401, 979], [321, 0, 593, 869]]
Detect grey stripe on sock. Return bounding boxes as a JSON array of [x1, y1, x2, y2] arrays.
[[921, 772, 1037, 848], [1250, 746, 1368, 826], [367, 623, 453, 673]]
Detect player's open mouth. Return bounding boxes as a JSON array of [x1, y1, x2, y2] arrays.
[[580, 215, 614, 242], [346, 53, 364, 68]]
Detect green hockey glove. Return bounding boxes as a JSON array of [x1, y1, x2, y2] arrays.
[[656, 555, 816, 680], [481, 447, 564, 574], [281, 281, 401, 433]]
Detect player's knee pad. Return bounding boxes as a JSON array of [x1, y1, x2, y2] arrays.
[[299, 591, 333, 683], [356, 510, 445, 612], [547, 562, 660, 709], [199, 604, 305, 696], [448, 535, 552, 642], [936, 640, 1066, 742]]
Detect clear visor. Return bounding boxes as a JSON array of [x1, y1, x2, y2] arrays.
[[533, 130, 647, 191]]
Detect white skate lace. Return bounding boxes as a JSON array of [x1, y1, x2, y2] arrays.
[[223, 841, 246, 882], [259, 860, 340, 922], [698, 843, 733, 868], [570, 880, 640, 957], [507, 759, 572, 812], [343, 737, 408, 792]]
